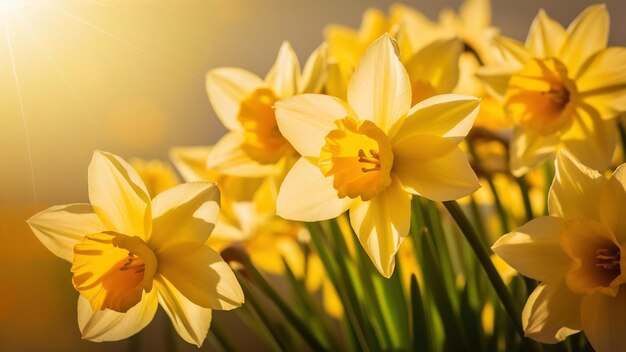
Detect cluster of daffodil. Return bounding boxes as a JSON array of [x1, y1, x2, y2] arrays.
[[28, 0, 626, 351]]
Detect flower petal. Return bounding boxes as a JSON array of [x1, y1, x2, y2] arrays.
[[157, 241, 243, 310], [549, 150, 604, 219], [299, 43, 328, 94], [391, 94, 479, 144], [275, 94, 351, 158], [600, 164, 626, 243], [525, 9, 566, 59], [492, 216, 569, 282], [559, 4, 609, 76], [349, 179, 411, 277], [169, 146, 218, 182], [154, 274, 213, 347], [149, 182, 220, 249], [394, 138, 480, 201], [27, 203, 105, 262], [88, 151, 151, 239], [77, 289, 158, 342], [347, 34, 411, 132], [560, 106, 616, 173], [277, 157, 352, 221], [476, 64, 518, 101], [492, 36, 531, 68], [509, 127, 559, 177], [522, 282, 582, 344], [206, 68, 263, 131], [265, 41, 301, 98], [577, 48, 626, 120], [580, 289, 626, 352], [207, 132, 278, 176]]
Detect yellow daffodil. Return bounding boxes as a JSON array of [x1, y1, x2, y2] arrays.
[[478, 5, 626, 176], [325, 4, 463, 102], [275, 35, 480, 277], [493, 150, 626, 350], [27, 151, 243, 346], [206, 42, 327, 177], [170, 146, 306, 276], [129, 158, 180, 198]]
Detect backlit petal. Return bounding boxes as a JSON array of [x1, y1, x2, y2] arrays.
[[580, 289, 626, 352], [492, 216, 569, 282], [509, 127, 559, 177], [525, 9, 566, 59], [77, 290, 158, 342], [522, 282, 582, 344], [394, 138, 479, 201], [149, 182, 220, 249], [391, 94, 479, 144], [157, 242, 243, 310], [492, 36, 531, 68], [549, 150, 604, 219], [349, 179, 411, 277], [169, 146, 217, 182], [559, 4, 609, 76], [600, 164, 626, 243], [265, 41, 301, 98], [275, 94, 351, 157], [277, 157, 352, 221], [577, 48, 626, 120], [88, 151, 151, 239], [476, 65, 518, 101], [206, 68, 263, 131], [27, 203, 105, 262], [299, 43, 328, 94], [207, 132, 278, 176], [347, 34, 411, 132], [155, 275, 212, 347]]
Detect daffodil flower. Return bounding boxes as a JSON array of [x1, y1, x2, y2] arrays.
[[478, 5, 626, 176], [206, 42, 327, 177], [27, 151, 244, 346], [129, 158, 180, 198], [493, 150, 626, 351], [275, 34, 480, 277]]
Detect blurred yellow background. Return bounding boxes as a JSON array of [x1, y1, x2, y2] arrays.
[[1, 0, 624, 350]]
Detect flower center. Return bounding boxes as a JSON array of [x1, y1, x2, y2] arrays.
[[504, 58, 578, 135], [319, 116, 393, 201], [596, 247, 621, 273], [238, 88, 294, 164], [71, 232, 157, 313]]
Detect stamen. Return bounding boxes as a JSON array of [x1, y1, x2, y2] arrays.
[[358, 149, 381, 172], [596, 248, 621, 271]]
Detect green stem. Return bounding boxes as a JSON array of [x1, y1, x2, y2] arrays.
[[515, 176, 535, 222], [211, 321, 236, 352], [442, 200, 541, 352], [486, 176, 510, 234]]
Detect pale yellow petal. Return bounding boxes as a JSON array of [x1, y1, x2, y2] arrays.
[[389, 3, 443, 54], [577, 48, 626, 120], [394, 137, 479, 201], [459, 0, 491, 31], [157, 242, 243, 310], [560, 106, 616, 173], [559, 4, 609, 76], [492, 216, 569, 282], [88, 151, 151, 239], [476, 65, 517, 101], [509, 127, 559, 177], [149, 182, 220, 249], [275, 94, 350, 158], [155, 275, 212, 347], [391, 94, 479, 144], [522, 282, 581, 344], [207, 132, 277, 176], [299, 43, 328, 94], [325, 61, 351, 100], [169, 146, 218, 183], [265, 41, 301, 98], [492, 36, 531, 68], [349, 179, 411, 277], [206, 68, 263, 131], [403, 38, 463, 98], [600, 164, 626, 243], [549, 150, 604, 219], [277, 157, 352, 221], [77, 290, 158, 342], [525, 9, 566, 59], [581, 290, 626, 352], [347, 34, 411, 132], [27, 203, 105, 262]]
